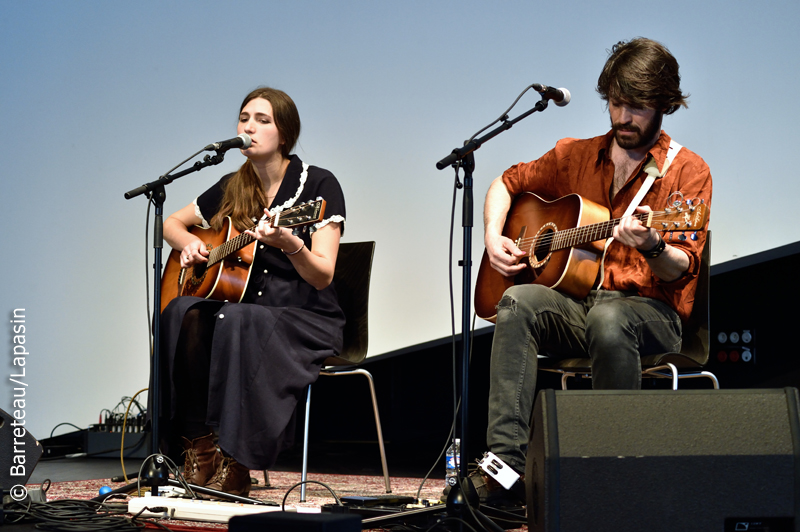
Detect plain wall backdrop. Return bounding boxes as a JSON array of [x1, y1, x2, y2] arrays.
[[2, 0, 799, 440]]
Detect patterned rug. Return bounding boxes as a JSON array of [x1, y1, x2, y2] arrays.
[[27, 470, 527, 531]]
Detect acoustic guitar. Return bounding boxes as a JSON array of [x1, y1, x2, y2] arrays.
[[160, 199, 326, 312], [474, 192, 709, 322]]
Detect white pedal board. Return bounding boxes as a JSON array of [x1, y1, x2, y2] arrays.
[[128, 495, 281, 523]]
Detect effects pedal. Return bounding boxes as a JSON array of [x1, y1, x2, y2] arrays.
[[478, 452, 520, 490]]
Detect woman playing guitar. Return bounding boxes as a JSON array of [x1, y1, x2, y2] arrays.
[[157, 87, 346, 496]]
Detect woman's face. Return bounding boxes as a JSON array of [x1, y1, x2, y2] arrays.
[[237, 97, 283, 161]]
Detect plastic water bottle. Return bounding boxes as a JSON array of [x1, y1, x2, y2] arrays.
[[445, 438, 461, 488]]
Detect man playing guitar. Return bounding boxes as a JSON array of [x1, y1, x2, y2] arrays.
[[474, 37, 712, 507]]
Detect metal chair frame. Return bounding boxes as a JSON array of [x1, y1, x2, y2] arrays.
[[295, 242, 390, 501]]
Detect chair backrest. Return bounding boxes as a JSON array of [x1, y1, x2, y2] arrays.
[[323, 241, 375, 367], [676, 231, 711, 364]]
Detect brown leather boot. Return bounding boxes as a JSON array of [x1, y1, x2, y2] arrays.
[[207, 456, 252, 497], [181, 433, 221, 487]]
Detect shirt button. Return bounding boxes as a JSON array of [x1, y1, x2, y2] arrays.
[[218, 314, 224, 319], [258, 291, 263, 296], [264, 269, 268, 274], [259, 245, 265, 249]]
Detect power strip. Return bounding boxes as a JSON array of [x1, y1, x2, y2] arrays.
[[128, 496, 282, 523]]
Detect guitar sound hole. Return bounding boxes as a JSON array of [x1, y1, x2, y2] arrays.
[[533, 230, 553, 262], [190, 264, 207, 285]]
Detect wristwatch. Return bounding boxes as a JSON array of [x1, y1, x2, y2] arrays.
[[638, 235, 666, 259]]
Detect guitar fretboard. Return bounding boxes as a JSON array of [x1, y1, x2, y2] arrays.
[[207, 223, 260, 267], [519, 207, 703, 254], [201, 200, 324, 267]]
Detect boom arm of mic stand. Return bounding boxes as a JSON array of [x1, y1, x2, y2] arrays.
[[435, 99, 549, 170], [123, 150, 227, 457], [124, 152, 228, 200]]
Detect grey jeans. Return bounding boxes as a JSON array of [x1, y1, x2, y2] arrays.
[[486, 284, 682, 472]]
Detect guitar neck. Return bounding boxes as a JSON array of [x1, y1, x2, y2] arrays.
[[203, 199, 326, 266], [550, 213, 645, 251], [207, 224, 260, 267], [550, 207, 703, 251]]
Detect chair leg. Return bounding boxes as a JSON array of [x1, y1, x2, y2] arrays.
[[666, 362, 678, 390], [669, 370, 720, 389], [321, 368, 391, 493], [360, 369, 391, 494], [642, 364, 720, 389], [699, 371, 720, 389], [300, 384, 312, 502]]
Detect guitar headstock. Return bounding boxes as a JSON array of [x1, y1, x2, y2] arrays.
[[652, 199, 709, 231], [273, 199, 327, 229]]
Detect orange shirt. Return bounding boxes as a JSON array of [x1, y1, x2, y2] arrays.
[[501, 130, 712, 322]]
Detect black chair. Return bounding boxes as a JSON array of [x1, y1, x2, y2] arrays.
[[538, 232, 718, 390], [298, 241, 390, 500]]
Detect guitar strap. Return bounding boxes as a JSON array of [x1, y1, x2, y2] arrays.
[[596, 139, 683, 288]]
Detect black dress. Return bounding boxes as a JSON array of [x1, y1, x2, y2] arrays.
[[159, 155, 346, 470]]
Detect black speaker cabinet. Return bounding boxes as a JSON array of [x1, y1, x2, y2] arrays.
[[0, 407, 43, 491], [527, 388, 800, 532]]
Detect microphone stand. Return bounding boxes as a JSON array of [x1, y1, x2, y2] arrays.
[[306, 92, 555, 532], [124, 150, 229, 457], [434, 96, 550, 530]]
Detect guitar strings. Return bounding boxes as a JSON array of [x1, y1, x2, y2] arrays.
[[206, 213, 274, 267], [205, 204, 312, 266], [513, 209, 697, 254]]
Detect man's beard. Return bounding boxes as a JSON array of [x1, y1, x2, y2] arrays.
[[612, 111, 663, 150]]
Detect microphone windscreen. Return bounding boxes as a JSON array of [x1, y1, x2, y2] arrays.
[[556, 88, 571, 107]]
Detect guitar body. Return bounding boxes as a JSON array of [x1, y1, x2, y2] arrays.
[[161, 217, 256, 312], [474, 193, 610, 322]]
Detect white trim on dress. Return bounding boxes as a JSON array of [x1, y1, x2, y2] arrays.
[[270, 162, 309, 214], [193, 197, 211, 229]]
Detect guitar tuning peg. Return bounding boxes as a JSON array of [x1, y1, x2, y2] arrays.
[[309, 226, 317, 235], [679, 232, 687, 241], [668, 232, 673, 241], [316, 196, 322, 201], [292, 228, 301, 237], [691, 232, 698, 241]]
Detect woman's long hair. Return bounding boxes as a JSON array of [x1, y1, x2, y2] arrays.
[[210, 87, 301, 232]]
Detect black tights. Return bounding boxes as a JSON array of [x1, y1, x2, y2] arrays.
[[172, 306, 217, 440]]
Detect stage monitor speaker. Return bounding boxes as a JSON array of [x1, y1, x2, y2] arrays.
[[0, 407, 43, 491], [229, 512, 361, 532], [527, 388, 800, 532]]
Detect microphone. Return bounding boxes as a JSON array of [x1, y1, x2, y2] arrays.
[[204, 133, 252, 152], [532, 84, 571, 107]]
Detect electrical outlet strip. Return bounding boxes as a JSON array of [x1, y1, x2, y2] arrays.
[[478, 451, 520, 490], [128, 496, 281, 523]]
